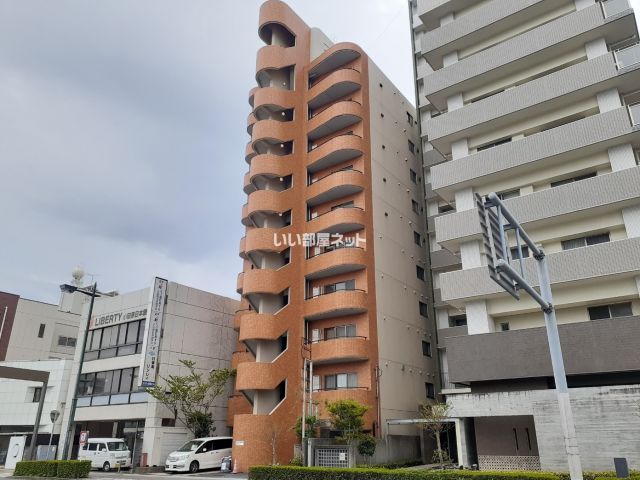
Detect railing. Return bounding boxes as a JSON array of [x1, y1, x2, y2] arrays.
[[308, 132, 362, 153], [614, 43, 640, 69], [305, 288, 366, 300], [312, 386, 369, 392], [308, 66, 361, 88], [629, 103, 640, 126], [306, 243, 363, 259], [307, 205, 364, 221], [600, 0, 630, 17], [304, 335, 367, 345], [308, 168, 363, 186]]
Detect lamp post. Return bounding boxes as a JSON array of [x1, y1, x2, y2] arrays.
[[60, 282, 97, 460], [47, 409, 60, 460]]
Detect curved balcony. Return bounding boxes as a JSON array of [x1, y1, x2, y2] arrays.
[[233, 308, 253, 330], [242, 189, 293, 226], [247, 112, 257, 135], [258, 0, 304, 45], [308, 43, 362, 81], [236, 361, 285, 391], [243, 226, 291, 257], [251, 119, 293, 153], [245, 142, 257, 163], [236, 272, 244, 295], [256, 45, 298, 87], [308, 68, 361, 110], [304, 289, 368, 321], [227, 394, 252, 427], [312, 388, 373, 415], [253, 87, 296, 117], [310, 337, 370, 365], [238, 311, 287, 343], [308, 133, 363, 173], [307, 206, 366, 234], [248, 86, 259, 108], [241, 266, 291, 297], [305, 246, 367, 280], [244, 153, 294, 194], [307, 169, 365, 207], [231, 350, 255, 370], [308, 100, 362, 141]]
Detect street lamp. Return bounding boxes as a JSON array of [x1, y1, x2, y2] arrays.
[[59, 282, 98, 460], [47, 409, 60, 460]]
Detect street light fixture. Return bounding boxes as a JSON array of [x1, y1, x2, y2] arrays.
[[59, 282, 98, 460], [47, 409, 60, 460]]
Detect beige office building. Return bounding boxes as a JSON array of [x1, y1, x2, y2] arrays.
[[412, 0, 640, 472]]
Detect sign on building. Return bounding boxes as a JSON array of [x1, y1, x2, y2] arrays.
[[139, 277, 168, 387], [79, 431, 89, 448]]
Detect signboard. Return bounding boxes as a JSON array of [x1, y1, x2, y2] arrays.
[[79, 431, 89, 448], [89, 307, 148, 330], [139, 277, 168, 387]]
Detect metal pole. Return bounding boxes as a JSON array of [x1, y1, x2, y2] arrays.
[[302, 357, 307, 440], [62, 282, 97, 460], [536, 252, 583, 480], [29, 379, 48, 460], [47, 430, 54, 460]]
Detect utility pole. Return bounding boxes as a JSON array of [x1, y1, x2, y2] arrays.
[[477, 192, 583, 480]]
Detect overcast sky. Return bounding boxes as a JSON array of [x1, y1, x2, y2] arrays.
[[2, 1, 639, 304], [0, 0, 415, 303]]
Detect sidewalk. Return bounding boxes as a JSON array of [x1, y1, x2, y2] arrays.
[[0, 469, 247, 479]]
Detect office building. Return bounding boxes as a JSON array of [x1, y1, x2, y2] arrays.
[[231, 0, 436, 470], [411, 0, 640, 471], [58, 278, 238, 467]]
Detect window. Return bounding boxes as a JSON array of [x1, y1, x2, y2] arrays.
[[551, 172, 596, 188], [412, 200, 420, 214], [588, 302, 633, 320], [438, 204, 454, 214], [37, 324, 45, 338], [325, 373, 357, 390], [85, 319, 146, 359], [408, 140, 415, 154], [510, 246, 530, 260], [331, 200, 354, 211], [422, 341, 432, 357], [477, 137, 511, 152], [414, 231, 423, 246], [410, 169, 417, 184], [32, 387, 42, 403], [500, 322, 510, 331], [425, 382, 435, 399], [407, 112, 414, 124], [416, 266, 425, 281], [561, 232, 610, 250], [419, 301, 428, 317], [57, 336, 77, 347], [450, 315, 467, 327], [497, 189, 520, 201], [312, 375, 320, 392], [88, 443, 98, 452], [324, 324, 356, 339]]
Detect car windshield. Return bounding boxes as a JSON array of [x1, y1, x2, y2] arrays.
[[108, 442, 128, 451], [177, 440, 203, 452]]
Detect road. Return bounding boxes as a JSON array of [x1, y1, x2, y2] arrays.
[[0, 469, 248, 479]]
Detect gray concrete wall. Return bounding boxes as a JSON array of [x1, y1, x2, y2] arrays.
[[449, 384, 640, 471], [474, 416, 539, 456]]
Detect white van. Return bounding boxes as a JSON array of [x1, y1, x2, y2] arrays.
[[77, 438, 131, 471], [165, 437, 232, 473]]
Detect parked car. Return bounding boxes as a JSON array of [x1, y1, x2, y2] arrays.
[[165, 437, 233, 473], [77, 438, 131, 472]]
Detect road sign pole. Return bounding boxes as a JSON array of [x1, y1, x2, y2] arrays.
[[536, 252, 583, 480]]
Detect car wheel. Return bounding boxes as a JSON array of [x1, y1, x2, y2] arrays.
[[189, 461, 199, 473], [103, 462, 111, 472]]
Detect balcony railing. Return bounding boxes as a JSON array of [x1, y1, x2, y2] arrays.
[[601, 0, 630, 17], [305, 287, 364, 300], [306, 243, 362, 259], [304, 335, 367, 345], [614, 43, 640, 69], [629, 103, 640, 126]]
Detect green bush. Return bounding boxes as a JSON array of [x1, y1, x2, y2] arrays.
[[14, 460, 91, 478], [357, 461, 423, 470], [249, 465, 561, 480]]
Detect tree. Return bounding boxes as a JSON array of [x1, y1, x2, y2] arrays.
[[146, 359, 235, 438], [419, 402, 453, 469], [325, 399, 369, 442], [294, 415, 319, 439], [358, 435, 377, 464]]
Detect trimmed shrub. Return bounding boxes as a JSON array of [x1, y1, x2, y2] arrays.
[[14, 460, 91, 478], [249, 465, 561, 480]]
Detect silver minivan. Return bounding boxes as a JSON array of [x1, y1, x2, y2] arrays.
[[165, 437, 232, 473]]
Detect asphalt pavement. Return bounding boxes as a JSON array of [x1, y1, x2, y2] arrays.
[[0, 469, 248, 479]]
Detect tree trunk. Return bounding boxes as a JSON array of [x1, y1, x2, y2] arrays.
[[436, 429, 443, 469]]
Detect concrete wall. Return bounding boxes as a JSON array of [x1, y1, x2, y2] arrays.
[[449, 384, 640, 471]]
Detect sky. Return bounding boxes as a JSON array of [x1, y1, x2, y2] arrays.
[[0, 0, 415, 303], [1, 1, 639, 304]]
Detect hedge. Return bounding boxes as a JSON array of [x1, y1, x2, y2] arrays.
[[14, 460, 92, 478], [248, 466, 560, 480]]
